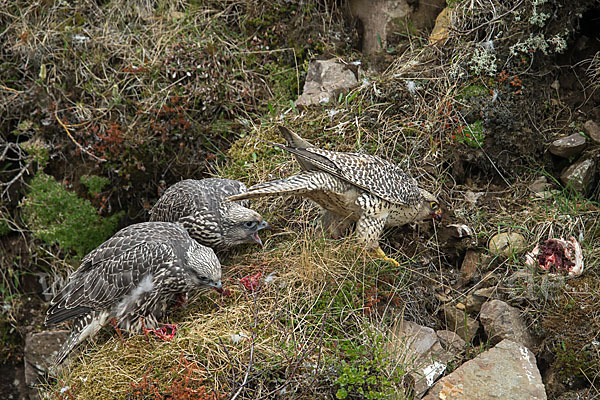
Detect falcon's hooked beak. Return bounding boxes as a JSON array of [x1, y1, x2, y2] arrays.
[[432, 209, 443, 223], [251, 221, 271, 246], [206, 280, 222, 290]]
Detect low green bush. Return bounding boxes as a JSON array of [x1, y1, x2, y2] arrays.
[[21, 172, 123, 258]]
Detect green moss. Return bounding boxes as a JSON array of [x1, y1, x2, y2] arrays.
[[21, 172, 123, 258], [461, 84, 489, 98]]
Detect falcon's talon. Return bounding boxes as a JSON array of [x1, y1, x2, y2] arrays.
[[149, 178, 269, 251], [369, 247, 400, 267]]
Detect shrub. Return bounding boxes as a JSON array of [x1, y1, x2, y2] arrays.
[[21, 172, 123, 257], [334, 330, 405, 399], [80, 174, 110, 196]]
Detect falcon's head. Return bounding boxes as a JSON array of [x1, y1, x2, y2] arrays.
[[184, 242, 222, 290], [222, 203, 270, 247], [416, 189, 443, 222]]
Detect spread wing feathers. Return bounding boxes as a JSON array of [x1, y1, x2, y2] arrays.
[[265, 137, 421, 205], [150, 179, 249, 221], [45, 241, 176, 326], [226, 171, 338, 202]]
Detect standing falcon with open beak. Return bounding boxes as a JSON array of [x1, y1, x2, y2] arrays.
[[226, 126, 441, 265]]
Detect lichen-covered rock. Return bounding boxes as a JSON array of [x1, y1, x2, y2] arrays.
[[24, 331, 69, 387], [480, 299, 535, 349], [429, 7, 452, 44], [294, 59, 357, 107], [560, 158, 596, 193], [488, 232, 527, 257], [423, 340, 547, 400], [549, 133, 587, 158]]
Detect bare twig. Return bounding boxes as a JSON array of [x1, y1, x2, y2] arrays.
[[55, 111, 106, 163]]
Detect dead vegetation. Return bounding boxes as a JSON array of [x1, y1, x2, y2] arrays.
[[1, 0, 600, 399]]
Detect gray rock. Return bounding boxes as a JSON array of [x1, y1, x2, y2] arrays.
[[584, 120, 600, 144], [465, 287, 496, 313], [549, 133, 587, 158], [390, 320, 454, 398], [435, 330, 466, 354], [422, 340, 547, 400], [24, 331, 68, 387], [441, 305, 480, 343], [480, 299, 535, 349], [294, 59, 357, 107], [528, 176, 552, 194], [560, 158, 596, 193], [488, 232, 527, 257]]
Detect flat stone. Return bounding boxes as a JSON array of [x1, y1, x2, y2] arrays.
[[24, 330, 69, 387], [422, 340, 547, 400], [528, 176, 552, 194], [294, 59, 357, 107], [441, 305, 480, 343], [584, 120, 600, 144], [436, 330, 466, 354], [458, 250, 480, 287], [549, 133, 587, 158], [560, 158, 596, 193], [488, 232, 527, 257], [480, 299, 535, 349], [390, 320, 454, 398]]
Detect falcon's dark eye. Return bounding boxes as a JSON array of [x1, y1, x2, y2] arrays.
[[195, 272, 208, 281], [430, 201, 439, 210], [244, 221, 257, 229]]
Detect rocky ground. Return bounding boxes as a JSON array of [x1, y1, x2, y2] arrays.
[[1, 0, 600, 399]]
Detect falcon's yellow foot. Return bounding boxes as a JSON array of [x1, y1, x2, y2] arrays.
[[369, 246, 400, 267]]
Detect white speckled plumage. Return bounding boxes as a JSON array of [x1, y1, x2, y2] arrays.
[[45, 222, 221, 365], [227, 126, 441, 249], [149, 178, 268, 250]]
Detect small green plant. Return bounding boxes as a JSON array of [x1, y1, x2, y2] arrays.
[[453, 120, 485, 148], [334, 329, 405, 399], [80, 174, 110, 196], [460, 84, 488, 98], [21, 172, 123, 257], [21, 137, 49, 167]]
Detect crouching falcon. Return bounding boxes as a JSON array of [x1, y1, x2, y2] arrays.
[[45, 222, 222, 365], [226, 126, 442, 264]]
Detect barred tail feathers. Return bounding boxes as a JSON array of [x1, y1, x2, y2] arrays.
[[53, 311, 110, 365]]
